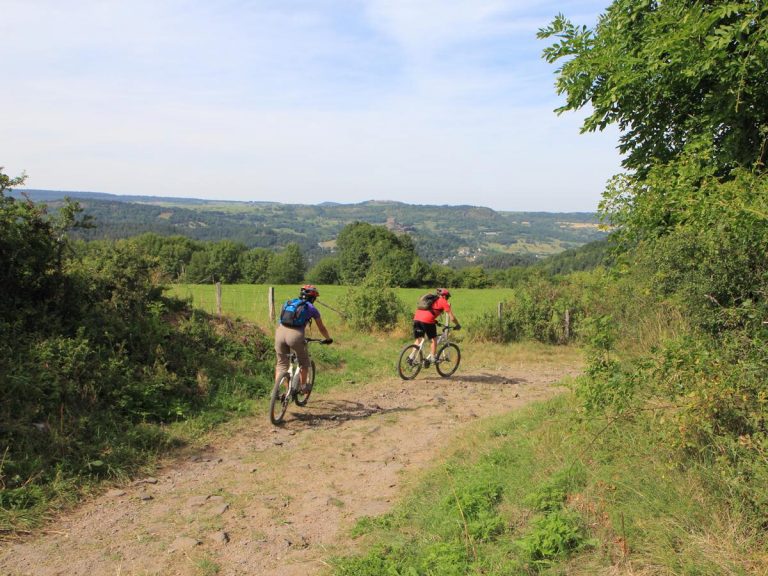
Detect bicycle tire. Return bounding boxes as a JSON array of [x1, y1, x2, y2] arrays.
[[435, 342, 461, 377], [397, 344, 423, 380], [269, 372, 292, 425], [294, 359, 315, 407]]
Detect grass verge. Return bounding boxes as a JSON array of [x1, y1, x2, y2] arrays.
[[331, 393, 767, 575]]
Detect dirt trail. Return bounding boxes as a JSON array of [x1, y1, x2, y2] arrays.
[[1, 363, 580, 576]]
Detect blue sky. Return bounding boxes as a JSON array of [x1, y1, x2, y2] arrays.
[[2, 0, 621, 212]]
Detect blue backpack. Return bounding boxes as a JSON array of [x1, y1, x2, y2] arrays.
[[280, 298, 312, 327]]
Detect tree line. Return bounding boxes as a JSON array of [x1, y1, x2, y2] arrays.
[[71, 222, 605, 290]]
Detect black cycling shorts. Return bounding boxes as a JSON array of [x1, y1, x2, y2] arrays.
[[413, 320, 437, 340]]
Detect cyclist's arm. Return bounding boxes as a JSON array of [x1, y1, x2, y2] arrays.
[[439, 306, 458, 326], [314, 316, 332, 340]]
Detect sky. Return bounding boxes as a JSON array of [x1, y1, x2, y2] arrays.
[[1, 0, 623, 212]]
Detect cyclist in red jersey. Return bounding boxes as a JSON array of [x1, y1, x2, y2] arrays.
[[412, 288, 461, 363]]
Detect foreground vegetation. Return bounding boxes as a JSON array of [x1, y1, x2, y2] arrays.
[[334, 393, 763, 575], [3, 2, 768, 572]]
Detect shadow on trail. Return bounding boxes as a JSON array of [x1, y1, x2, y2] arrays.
[[288, 399, 414, 427], [451, 372, 527, 385]]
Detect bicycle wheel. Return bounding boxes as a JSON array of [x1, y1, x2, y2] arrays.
[[435, 343, 461, 377], [397, 344, 423, 380], [269, 372, 292, 425], [294, 359, 315, 407]]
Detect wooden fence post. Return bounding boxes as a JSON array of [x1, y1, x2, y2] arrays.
[[564, 308, 570, 342], [268, 286, 275, 324], [215, 282, 222, 315]]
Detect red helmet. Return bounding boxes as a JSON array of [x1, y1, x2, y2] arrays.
[[300, 284, 319, 301], [437, 288, 451, 298]]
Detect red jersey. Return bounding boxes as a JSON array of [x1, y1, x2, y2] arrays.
[[413, 296, 451, 324]]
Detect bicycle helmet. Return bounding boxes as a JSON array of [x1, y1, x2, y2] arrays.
[[300, 284, 319, 302], [437, 288, 451, 299]]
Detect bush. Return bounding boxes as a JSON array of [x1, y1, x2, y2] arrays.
[[342, 271, 407, 332], [467, 270, 617, 344], [0, 182, 274, 531]]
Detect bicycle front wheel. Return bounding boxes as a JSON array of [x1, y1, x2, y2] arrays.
[[435, 343, 461, 377], [397, 344, 423, 380], [294, 359, 315, 407], [269, 372, 292, 425]]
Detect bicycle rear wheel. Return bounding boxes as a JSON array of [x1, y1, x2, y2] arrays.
[[435, 343, 461, 377], [294, 359, 315, 407], [397, 344, 423, 380], [269, 372, 292, 425]]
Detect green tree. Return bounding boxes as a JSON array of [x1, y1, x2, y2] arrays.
[[429, 263, 459, 289], [539, 0, 768, 488], [336, 221, 421, 286], [186, 249, 213, 283], [240, 247, 273, 283], [307, 256, 341, 285], [267, 242, 306, 284], [0, 169, 88, 326], [127, 233, 200, 281], [539, 0, 768, 181], [458, 266, 491, 289], [208, 240, 247, 283]]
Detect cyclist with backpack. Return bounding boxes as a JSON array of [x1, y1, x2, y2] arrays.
[[412, 288, 461, 364], [275, 284, 332, 393]]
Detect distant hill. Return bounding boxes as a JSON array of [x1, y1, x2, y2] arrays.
[[13, 188, 608, 265]]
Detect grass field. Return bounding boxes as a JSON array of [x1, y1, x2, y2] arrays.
[[165, 284, 517, 329]]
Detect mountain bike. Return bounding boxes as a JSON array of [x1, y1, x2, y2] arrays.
[[269, 338, 330, 425], [397, 323, 461, 380]]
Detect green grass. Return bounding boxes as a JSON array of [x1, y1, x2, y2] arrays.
[[165, 284, 517, 328], [328, 394, 768, 575]]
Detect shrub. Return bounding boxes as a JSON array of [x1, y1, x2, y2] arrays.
[[0, 183, 274, 530], [517, 509, 590, 565], [342, 271, 406, 332]]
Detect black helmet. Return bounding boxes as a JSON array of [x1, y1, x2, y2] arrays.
[[300, 284, 319, 301]]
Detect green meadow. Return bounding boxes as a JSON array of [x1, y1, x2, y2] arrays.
[[166, 284, 516, 328]]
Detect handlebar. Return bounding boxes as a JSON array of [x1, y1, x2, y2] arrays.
[[305, 338, 333, 344]]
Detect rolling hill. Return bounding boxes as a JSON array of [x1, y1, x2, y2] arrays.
[[14, 189, 607, 265]]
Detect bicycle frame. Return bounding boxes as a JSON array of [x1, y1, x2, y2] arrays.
[[398, 322, 460, 380], [269, 338, 326, 425]]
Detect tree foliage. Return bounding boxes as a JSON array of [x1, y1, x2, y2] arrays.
[[307, 256, 342, 285], [336, 222, 421, 286], [539, 0, 768, 179], [267, 242, 306, 284], [540, 0, 768, 517]]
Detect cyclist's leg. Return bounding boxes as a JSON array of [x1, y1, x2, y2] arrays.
[[274, 325, 292, 382], [283, 327, 311, 388], [412, 321, 427, 353], [424, 322, 438, 360]]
